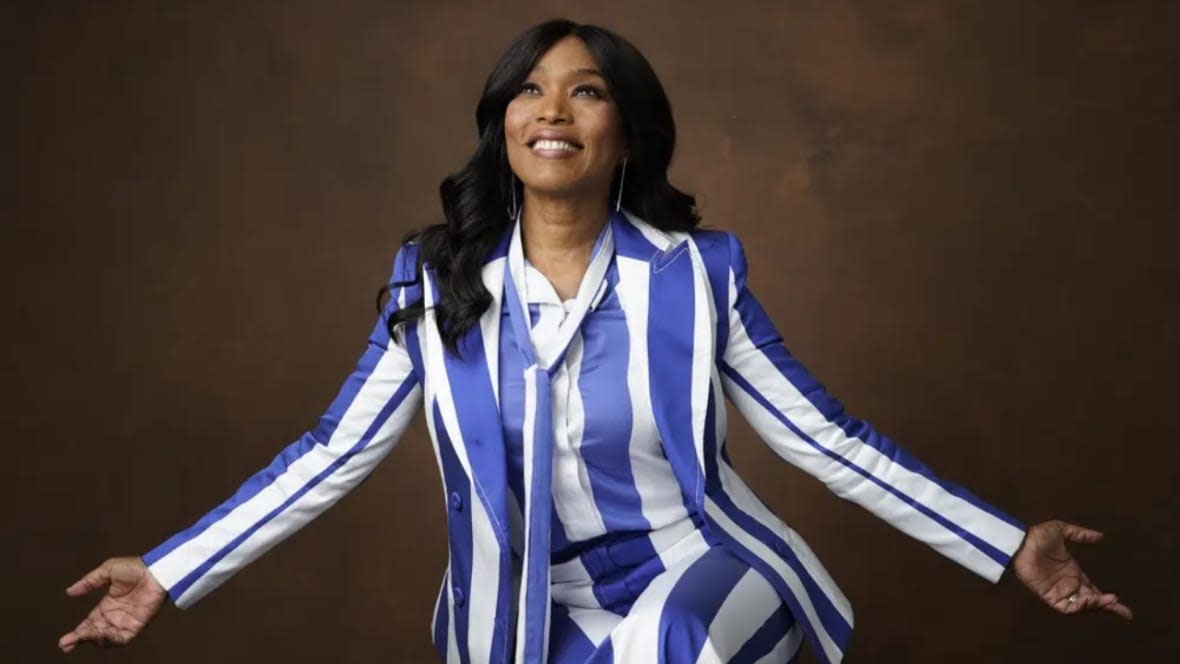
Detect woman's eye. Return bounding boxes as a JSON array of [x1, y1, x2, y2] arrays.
[[519, 82, 540, 95], [574, 85, 602, 98]]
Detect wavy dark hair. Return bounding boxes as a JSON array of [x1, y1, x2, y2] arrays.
[[379, 18, 700, 354]]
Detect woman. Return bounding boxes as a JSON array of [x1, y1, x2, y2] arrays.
[[59, 18, 1131, 663]]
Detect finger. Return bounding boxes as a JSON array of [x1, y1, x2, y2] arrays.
[[1060, 523, 1105, 544], [1085, 590, 1131, 618], [1049, 577, 1085, 601], [56, 630, 106, 654], [1070, 589, 1126, 618], [1050, 581, 1092, 614], [1051, 589, 1082, 614], [101, 604, 145, 638], [57, 631, 79, 653], [74, 611, 117, 648], [1074, 573, 1117, 608], [66, 562, 112, 597], [1103, 599, 1134, 621], [59, 628, 94, 653]]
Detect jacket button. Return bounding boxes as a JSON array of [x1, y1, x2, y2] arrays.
[[453, 585, 466, 607], [449, 491, 463, 512]]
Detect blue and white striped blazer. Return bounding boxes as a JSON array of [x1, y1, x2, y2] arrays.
[[143, 210, 1027, 663]]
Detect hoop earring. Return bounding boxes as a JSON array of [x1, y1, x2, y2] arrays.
[[506, 174, 518, 220], [615, 157, 627, 213]]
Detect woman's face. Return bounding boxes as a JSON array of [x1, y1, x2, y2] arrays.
[[504, 35, 627, 204]]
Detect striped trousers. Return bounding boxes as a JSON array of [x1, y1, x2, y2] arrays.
[[432, 517, 805, 663], [544, 526, 804, 663]]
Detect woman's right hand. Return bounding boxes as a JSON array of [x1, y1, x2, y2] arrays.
[[58, 556, 167, 653]]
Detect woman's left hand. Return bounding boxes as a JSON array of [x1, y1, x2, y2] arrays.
[[1011, 520, 1133, 620]]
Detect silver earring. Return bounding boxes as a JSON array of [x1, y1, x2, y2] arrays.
[[615, 157, 627, 212], [506, 175, 518, 220]]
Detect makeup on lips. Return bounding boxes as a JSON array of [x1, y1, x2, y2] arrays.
[[529, 137, 584, 159]]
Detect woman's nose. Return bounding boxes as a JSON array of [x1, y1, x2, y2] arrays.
[[536, 92, 570, 124]]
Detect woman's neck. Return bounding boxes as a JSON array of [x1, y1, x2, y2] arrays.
[[519, 191, 610, 299]]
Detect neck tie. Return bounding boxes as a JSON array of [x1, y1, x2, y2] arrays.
[[503, 212, 616, 663]]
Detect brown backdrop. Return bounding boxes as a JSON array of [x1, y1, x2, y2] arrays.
[[10, 1, 1176, 662]]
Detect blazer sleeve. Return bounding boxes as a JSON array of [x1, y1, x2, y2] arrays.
[[717, 232, 1027, 582], [141, 245, 425, 608]]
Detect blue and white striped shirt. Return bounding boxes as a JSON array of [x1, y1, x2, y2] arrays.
[[500, 225, 690, 564]]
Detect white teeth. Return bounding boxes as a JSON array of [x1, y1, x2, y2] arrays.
[[532, 139, 580, 152]]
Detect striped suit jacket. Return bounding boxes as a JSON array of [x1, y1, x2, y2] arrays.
[[143, 210, 1027, 664]]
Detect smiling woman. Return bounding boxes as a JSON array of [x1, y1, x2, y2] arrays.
[[381, 19, 699, 356], [503, 36, 630, 299], [506, 38, 626, 202], [59, 16, 1131, 664]]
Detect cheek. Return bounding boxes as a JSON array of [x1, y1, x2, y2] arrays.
[[504, 102, 529, 141], [589, 113, 624, 154]]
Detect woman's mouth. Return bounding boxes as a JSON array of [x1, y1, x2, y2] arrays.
[[529, 139, 583, 158]]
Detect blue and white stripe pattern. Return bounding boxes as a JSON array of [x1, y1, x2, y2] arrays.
[[500, 212, 619, 663], [141, 245, 423, 608], [497, 221, 691, 560], [546, 524, 803, 663], [142, 209, 1027, 663]]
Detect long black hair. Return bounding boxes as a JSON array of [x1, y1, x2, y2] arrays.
[[380, 18, 700, 354]]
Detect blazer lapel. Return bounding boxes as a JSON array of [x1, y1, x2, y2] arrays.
[[421, 213, 716, 536], [617, 213, 714, 510]]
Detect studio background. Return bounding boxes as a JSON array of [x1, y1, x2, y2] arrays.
[[8, 1, 1175, 661]]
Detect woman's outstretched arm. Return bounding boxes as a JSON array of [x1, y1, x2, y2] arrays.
[[717, 232, 1130, 619], [59, 244, 426, 652]]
